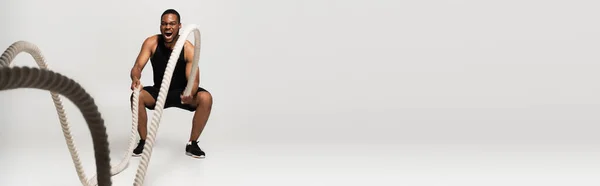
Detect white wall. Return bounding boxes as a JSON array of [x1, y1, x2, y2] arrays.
[[2, 0, 600, 150]]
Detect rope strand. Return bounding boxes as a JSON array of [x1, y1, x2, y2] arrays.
[[0, 41, 98, 185], [0, 66, 112, 186]]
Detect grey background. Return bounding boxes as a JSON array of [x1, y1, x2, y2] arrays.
[[1, 0, 599, 185]]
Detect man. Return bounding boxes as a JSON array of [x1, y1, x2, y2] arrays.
[[129, 9, 212, 158]]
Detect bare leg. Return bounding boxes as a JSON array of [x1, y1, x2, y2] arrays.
[[134, 90, 156, 140], [189, 91, 213, 142]]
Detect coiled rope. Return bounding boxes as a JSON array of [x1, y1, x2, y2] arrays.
[[0, 24, 202, 186]]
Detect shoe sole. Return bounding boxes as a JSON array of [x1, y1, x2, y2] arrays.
[[132, 153, 142, 157], [186, 152, 205, 159]]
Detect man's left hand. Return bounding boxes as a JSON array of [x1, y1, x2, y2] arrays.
[[181, 94, 195, 105]]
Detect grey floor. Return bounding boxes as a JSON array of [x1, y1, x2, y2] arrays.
[[0, 94, 599, 186], [1, 141, 598, 186]]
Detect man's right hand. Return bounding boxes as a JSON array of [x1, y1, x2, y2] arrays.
[[131, 79, 141, 90]]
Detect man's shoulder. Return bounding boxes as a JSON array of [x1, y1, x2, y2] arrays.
[[183, 40, 194, 49], [142, 34, 160, 47]]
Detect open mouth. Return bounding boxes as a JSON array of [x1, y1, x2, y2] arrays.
[[164, 32, 173, 38]]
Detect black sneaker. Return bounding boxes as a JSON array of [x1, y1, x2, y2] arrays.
[[132, 139, 145, 157], [185, 141, 205, 158]]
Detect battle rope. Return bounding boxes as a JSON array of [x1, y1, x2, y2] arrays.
[[0, 24, 202, 186], [0, 57, 112, 185], [0, 40, 113, 186]]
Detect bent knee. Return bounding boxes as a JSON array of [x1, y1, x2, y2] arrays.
[[196, 91, 213, 105], [134, 90, 156, 107]]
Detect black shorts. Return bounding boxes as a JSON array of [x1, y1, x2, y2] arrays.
[[140, 86, 208, 112]]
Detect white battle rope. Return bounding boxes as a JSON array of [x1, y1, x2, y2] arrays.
[[0, 24, 202, 186], [0, 41, 113, 185]]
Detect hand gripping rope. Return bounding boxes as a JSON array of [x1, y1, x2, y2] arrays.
[[0, 24, 202, 186]]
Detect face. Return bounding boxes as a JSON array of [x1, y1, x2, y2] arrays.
[[160, 13, 181, 43]]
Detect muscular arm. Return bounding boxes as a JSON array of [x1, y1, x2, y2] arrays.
[[184, 40, 200, 96], [130, 36, 155, 81]]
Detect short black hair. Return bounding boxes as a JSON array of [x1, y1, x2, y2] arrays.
[[161, 9, 181, 22]]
